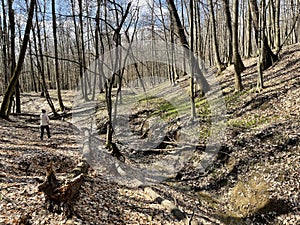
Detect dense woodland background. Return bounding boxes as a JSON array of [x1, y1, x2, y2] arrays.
[[0, 0, 299, 117]]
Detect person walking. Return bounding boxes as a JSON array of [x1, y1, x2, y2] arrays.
[[40, 109, 51, 140]]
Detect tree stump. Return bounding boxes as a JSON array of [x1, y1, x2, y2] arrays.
[[38, 131, 90, 216], [38, 161, 89, 216]]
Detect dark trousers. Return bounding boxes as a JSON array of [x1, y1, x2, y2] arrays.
[[41, 125, 51, 139]]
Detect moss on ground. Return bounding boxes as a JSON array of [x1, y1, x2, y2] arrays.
[[228, 174, 271, 217]]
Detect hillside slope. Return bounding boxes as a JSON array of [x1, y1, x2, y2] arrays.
[[188, 43, 300, 224]]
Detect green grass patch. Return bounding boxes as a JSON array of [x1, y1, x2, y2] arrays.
[[227, 115, 270, 129], [225, 90, 248, 104], [137, 96, 180, 119], [195, 97, 212, 119]]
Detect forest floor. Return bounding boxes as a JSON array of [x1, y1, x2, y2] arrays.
[[0, 43, 299, 225]]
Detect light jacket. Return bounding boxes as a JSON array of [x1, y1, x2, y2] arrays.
[[40, 113, 50, 126]]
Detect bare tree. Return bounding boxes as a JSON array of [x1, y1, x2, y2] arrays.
[[0, 0, 36, 118], [222, 0, 233, 64], [33, 3, 57, 116], [209, 0, 224, 73], [8, 0, 20, 113], [232, 0, 245, 91], [78, 0, 89, 100], [190, 0, 196, 118], [274, 0, 280, 51], [245, 0, 253, 58], [52, 0, 65, 111], [1, 0, 9, 88], [257, 0, 267, 91], [105, 1, 132, 148], [166, 0, 210, 95], [71, 0, 86, 100], [249, 0, 278, 70]]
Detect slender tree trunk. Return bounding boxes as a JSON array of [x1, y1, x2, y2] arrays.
[[105, 2, 132, 148], [268, 3, 274, 49], [209, 0, 223, 73], [222, 0, 246, 72], [92, 0, 101, 101], [105, 79, 114, 147], [14, 9, 21, 113], [249, 0, 278, 70], [257, 0, 266, 91], [42, 3, 52, 89], [169, 9, 176, 84], [15, 81, 21, 113], [195, 2, 202, 61], [166, 0, 210, 94], [222, 0, 233, 64], [79, 0, 89, 100], [158, 0, 174, 84], [246, 0, 252, 58], [71, 0, 86, 100], [189, 0, 196, 119], [233, 0, 244, 91], [8, 0, 20, 113], [52, 0, 65, 111], [275, 0, 281, 51], [1, 0, 9, 88], [0, 0, 36, 118], [124, 31, 146, 93], [97, 1, 105, 94], [181, 0, 188, 77], [28, 38, 37, 92], [34, 3, 57, 115], [241, 0, 246, 56]]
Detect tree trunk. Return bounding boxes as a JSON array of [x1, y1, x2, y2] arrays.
[[222, 0, 233, 64], [105, 1, 132, 148], [246, 0, 252, 58], [249, 0, 278, 70], [257, 0, 266, 91], [209, 0, 223, 73], [15, 81, 21, 113], [159, 0, 175, 84], [190, 0, 196, 119], [105, 80, 114, 147], [34, 3, 57, 116], [92, 0, 101, 100], [42, 3, 53, 89], [0, 0, 36, 118], [233, 0, 244, 91], [222, 0, 246, 72], [28, 38, 37, 92], [166, 0, 210, 94], [52, 0, 65, 111], [79, 0, 89, 100], [71, 0, 86, 100], [1, 0, 9, 88], [274, 0, 280, 51], [8, 0, 21, 114]]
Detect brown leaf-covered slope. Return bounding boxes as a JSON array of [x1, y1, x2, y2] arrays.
[[0, 44, 299, 224], [190, 43, 300, 224]]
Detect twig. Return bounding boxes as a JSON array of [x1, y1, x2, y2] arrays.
[[189, 209, 195, 225]]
